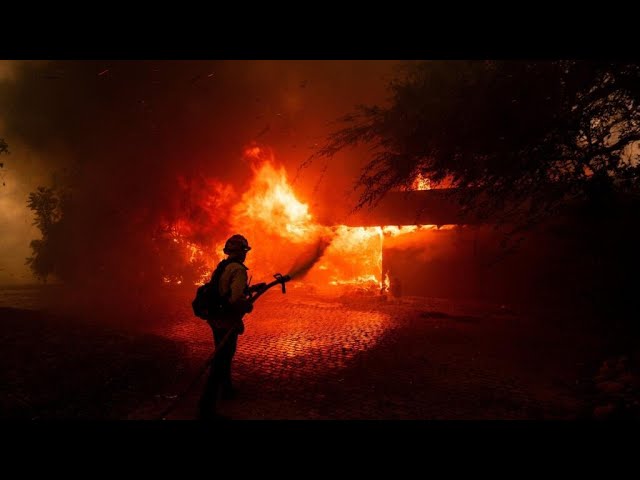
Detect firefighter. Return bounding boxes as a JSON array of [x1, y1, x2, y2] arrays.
[[198, 234, 253, 420]]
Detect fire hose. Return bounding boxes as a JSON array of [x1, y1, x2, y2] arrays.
[[158, 273, 291, 420]]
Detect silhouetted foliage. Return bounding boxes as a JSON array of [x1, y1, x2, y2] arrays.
[[312, 61, 640, 320], [24, 182, 209, 288], [153, 223, 211, 286], [26, 187, 66, 282], [314, 61, 640, 230]]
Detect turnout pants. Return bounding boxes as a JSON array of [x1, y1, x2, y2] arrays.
[[198, 322, 239, 416]]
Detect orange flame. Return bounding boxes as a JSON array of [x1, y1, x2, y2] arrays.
[[410, 173, 431, 191], [232, 149, 386, 291], [233, 148, 318, 242], [305, 226, 383, 293], [162, 146, 449, 291], [381, 272, 390, 293]]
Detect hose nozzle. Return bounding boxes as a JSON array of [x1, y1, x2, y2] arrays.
[[273, 273, 291, 293]]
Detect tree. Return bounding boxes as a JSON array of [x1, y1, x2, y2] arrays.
[[25, 186, 65, 281], [313, 61, 640, 320], [313, 61, 640, 230]]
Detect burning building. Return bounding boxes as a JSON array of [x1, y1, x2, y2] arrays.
[[160, 145, 457, 297]]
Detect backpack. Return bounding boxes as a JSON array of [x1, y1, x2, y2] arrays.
[[192, 259, 239, 320]]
